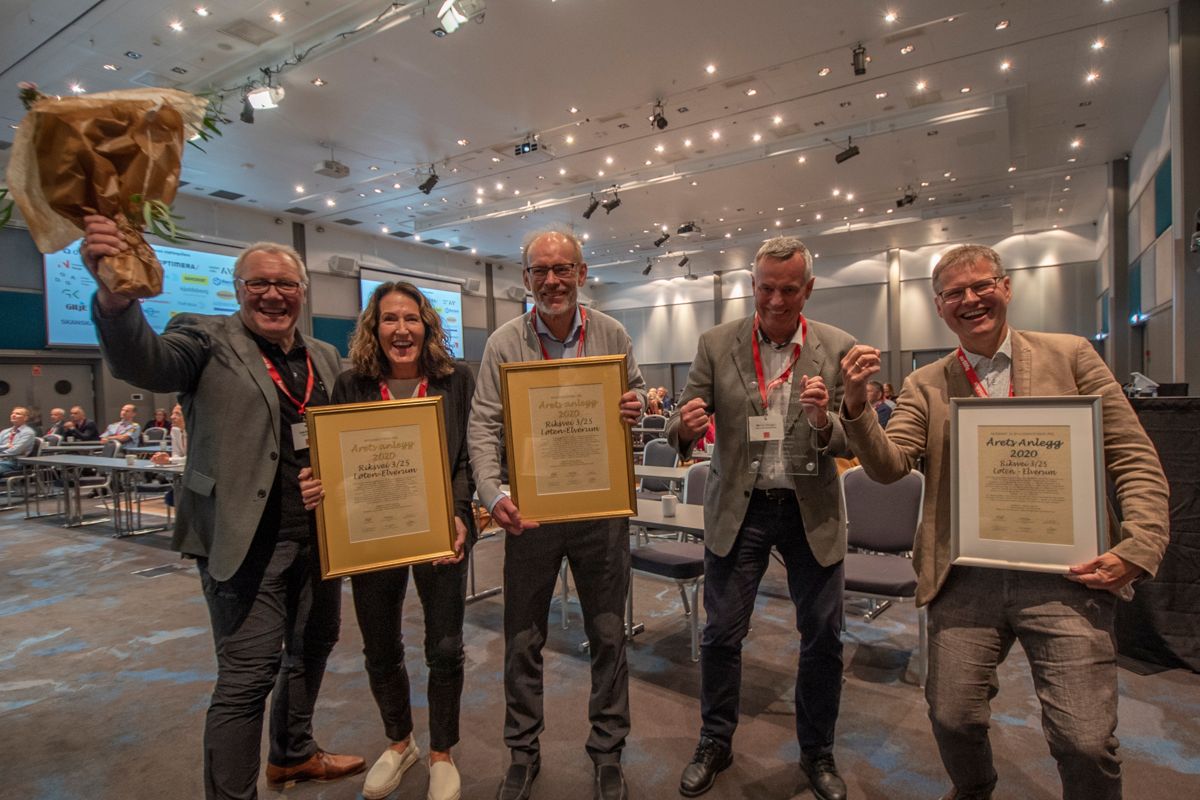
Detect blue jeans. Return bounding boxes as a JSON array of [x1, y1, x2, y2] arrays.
[[700, 490, 844, 754]]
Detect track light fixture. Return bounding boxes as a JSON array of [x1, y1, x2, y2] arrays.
[[852, 43, 867, 76], [653, 231, 670, 247], [896, 186, 918, 207], [582, 193, 600, 219], [676, 221, 699, 235], [835, 137, 860, 164], [600, 187, 621, 214], [678, 255, 690, 268], [642, 258, 653, 276], [432, 0, 486, 37], [650, 100, 668, 130], [240, 96, 254, 124], [418, 166, 440, 194]]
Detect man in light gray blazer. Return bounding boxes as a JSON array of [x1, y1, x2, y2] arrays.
[[82, 215, 363, 800], [668, 237, 856, 800]]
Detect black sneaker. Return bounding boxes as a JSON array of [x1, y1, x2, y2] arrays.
[[800, 752, 846, 800], [679, 736, 732, 797]]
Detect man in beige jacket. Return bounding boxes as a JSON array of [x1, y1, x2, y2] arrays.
[[839, 244, 1169, 800]]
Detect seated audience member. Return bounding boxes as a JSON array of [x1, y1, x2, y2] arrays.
[[646, 387, 664, 416], [659, 386, 675, 413], [101, 403, 141, 446], [1, 407, 37, 476], [145, 407, 172, 432], [866, 381, 892, 428], [151, 405, 187, 465], [882, 382, 897, 409], [61, 406, 101, 441], [45, 407, 68, 437]]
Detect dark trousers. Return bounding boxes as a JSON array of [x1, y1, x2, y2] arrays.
[[927, 566, 1121, 799], [502, 518, 631, 765], [351, 558, 468, 752], [700, 491, 844, 754], [198, 530, 342, 800]]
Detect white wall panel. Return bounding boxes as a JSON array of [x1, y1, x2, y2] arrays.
[[1128, 81, 1171, 203], [1153, 231, 1174, 310]]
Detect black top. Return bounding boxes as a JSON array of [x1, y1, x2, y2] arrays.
[[62, 418, 100, 441], [250, 329, 331, 542], [332, 362, 477, 542]]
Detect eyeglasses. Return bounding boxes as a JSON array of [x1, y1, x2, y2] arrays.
[[237, 278, 306, 296], [937, 277, 1002, 304], [525, 263, 578, 281]]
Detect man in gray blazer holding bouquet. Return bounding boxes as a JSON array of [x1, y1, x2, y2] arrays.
[[667, 236, 856, 800]]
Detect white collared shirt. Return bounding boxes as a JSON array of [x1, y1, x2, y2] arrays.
[[754, 323, 804, 490], [962, 328, 1013, 398]]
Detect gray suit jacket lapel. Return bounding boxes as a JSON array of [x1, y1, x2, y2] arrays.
[[226, 316, 281, 446], [786, 328, 824, 434], [732, 318, 764, 417]]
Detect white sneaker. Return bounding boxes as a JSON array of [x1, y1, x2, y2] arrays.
[[362, 742, 420, 800], [427, 758, 462, 800]]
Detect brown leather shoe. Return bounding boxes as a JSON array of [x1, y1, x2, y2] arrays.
[[266, 750, 366, 789]]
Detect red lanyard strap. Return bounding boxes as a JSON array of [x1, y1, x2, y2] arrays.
[[751, 314, 807, 410], [261, 351, 315, 414], [955, 347, 1014, 398], [378, 378, 429, 400], [530, 307, 587, 360]]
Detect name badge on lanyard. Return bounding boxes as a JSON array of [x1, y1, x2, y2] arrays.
[[261, 351, 316, 451], [747, 314, 806, 444]]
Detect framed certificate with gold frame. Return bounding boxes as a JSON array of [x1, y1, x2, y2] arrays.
[[500, 354, 637, 524], [950, 395, 1106, 573], [307, 397, 457, 579]]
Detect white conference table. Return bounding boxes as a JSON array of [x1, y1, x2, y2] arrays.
[[631, 497, 705, 538]]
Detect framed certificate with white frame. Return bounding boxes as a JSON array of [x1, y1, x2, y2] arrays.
[[950, 395, 1106, 573], [500, 354, 637, 524], [307, 397, 457, 579]]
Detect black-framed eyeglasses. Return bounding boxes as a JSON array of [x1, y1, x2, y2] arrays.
[[236, 278, 307, 296], [525, 263, 578, 281], [937, 277, 1003, 304]]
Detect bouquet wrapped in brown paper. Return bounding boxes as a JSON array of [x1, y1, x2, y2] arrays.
[[5, 86, 210, 298]]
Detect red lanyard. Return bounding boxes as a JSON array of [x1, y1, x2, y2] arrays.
[[7, 429, 14, 445], [378, 378, 429, 399], [530, 307, 587, 360], [956, 347, 1014, 398], [260, 351, 315, 414], [751, 314, 807, 410]]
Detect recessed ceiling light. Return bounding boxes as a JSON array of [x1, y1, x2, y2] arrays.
[[777, 207, 784, 211], [995, 19, 1009, 30], [772, 114, 783, 125], [1067, 156, 1077, 162], [513, 189, 520, 195], [1092, 38, 1106, 51], [310, 77, 326, 86], [393, 182, 402, 189], [705, 63, 717, 74], [582, 233, 589, 240], [1086, 71, 1100, 83], [654, 144, 665, 154], [294, 184, 304, 193], [125, 50, 142, 59], [797, 155, 806, 164], [358, 192, 366, 198], [814, 214, 822, 220], [169, 20, 184, 32], [875, 91, 888, 99], [1065, 175, 1072, 181], [373, 188, 382, 193], [69, 82, 85, 93], [1070, 138, 1082, 149], [495, 182, 504, 190], [1000, 60, 1012, 72], [846, 193, 855, 201], [744, 88, 757, 96], [1063, 187, 1070, 192], [960, 86, 971, 93], [270, 12, 285, 24], [832, 188, 840, 196], [475, 197, 483, 205], [369, 165, 379, 171], [325, 198, 336, 207], [752, 133, 762, 143], [885, 11, 898, 23], [194, 6, 209, 16], [920, 181, 929, 187], [886, 208, 894, 214], [644, 159, 652, 165], [565, 134, 575, 144], [490, 156, 501, 163], [683, 138, 693, 147], [943, 171, 952, 177], [597, 170, 605, 176], [414, 234, 421, 241], [818, 67, 831, 77], [691, 180, 699, 186], [103, 63, 119, 71], [775, 220, 782, 226], [724, 232, 731, 238], [457, 138, 469, 146], [381, 226, 389, 233], [558, 167, 567, 175], [569, 106, 579, 114], [915, 80, 928, 91], [711, 130, 721, 140], [471, 248, 477, 254], [857, 207, 864, 213], [1008, 165, 1017, 172], [605, 155, 614, 165], [900, 44, 914, 55]]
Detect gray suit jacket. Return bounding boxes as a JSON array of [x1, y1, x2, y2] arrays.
[[667, 316, 856, 566], [93, 301, 343, 581]]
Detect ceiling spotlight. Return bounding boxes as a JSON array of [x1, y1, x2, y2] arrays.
[[896, 187, 918, 207], [851, 43, 867, 76], [582, 193, 600, 219], [995, 19, 1010, 30], [642, 258, 653, 276], [835, 137, 860, 164], [600, 189, 621, 214], [677, 221, 699, 235], [653, 231, 671, 247], [239, 97, 255, 124], [433, 0, 486, 36], [678, 255, 690, 268], [418, 166, 440, 194], [246, 85, 284, 109], [651, 100, 668, 130]]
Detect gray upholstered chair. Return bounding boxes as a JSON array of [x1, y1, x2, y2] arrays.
[[638, 437, 678, 497], [839, 465, 926, 685]]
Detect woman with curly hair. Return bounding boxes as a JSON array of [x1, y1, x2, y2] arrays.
[[300, 281, 474, 800]]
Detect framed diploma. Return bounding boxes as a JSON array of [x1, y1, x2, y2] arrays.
[[500, 354, 638, 524], [307, 398, 457, 579], [951, 396, 1106, 573]]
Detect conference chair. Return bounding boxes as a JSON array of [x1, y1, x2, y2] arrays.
[[2, 436, 43, 510], [142, 427, 166, 443], [629, 460, 708, 661], [638, 438, 678, 498], [839, 466, 926, 685]]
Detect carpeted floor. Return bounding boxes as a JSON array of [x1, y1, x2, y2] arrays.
[[2, 500, 1198, 800]]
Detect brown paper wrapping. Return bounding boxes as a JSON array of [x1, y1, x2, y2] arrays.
[[5, 88, 208, 299]]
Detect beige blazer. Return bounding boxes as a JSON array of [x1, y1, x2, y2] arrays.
[[843, 329, 1170, 606], [667, 316, 856, 566]]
